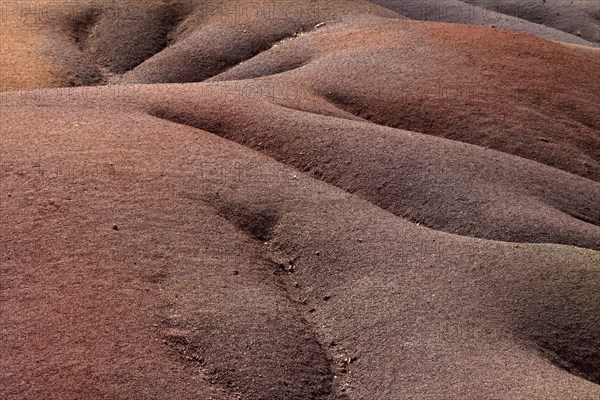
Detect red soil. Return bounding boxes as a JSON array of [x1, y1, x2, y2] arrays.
[[1, 1, 599, 399]]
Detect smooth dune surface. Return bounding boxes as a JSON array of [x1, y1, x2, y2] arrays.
[[461, 0, 600, 43], [1, 1, 599, 399], [371, 0, 600, 45]]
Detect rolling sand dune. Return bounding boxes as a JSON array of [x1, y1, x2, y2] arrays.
[[462, 0, 600, 44], [371, 0, 600, 46], [1, 1, 599, 399]]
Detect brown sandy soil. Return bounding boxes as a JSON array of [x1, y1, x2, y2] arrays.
[[0, 14, 64, 91], [202, 18, 600, 181], [560, 41, 600, 56], [1, 1, 600, 399], [371, 0, 600, 46], [462, 0, 600, 44], [5, 1, 597, 179]]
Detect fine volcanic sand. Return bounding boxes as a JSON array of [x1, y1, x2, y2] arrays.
[[1, 1, 599, 400], [461, 0, 600, 44], [371, 0, 600, 46]]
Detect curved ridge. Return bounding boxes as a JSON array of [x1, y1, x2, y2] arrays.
[[1, 1, 599, 399]]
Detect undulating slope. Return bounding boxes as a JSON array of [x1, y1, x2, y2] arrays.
[[4, 2, 599, 179], [370, 0, 600, 46], [138, 81, 600, 249], [462, 0, 600, 43], [199, 17, 600, 181], [2, 90, 600, 399], [1, 1, 599, 399]]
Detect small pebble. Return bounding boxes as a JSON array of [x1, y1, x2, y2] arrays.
[[112, 224, 119, 231]]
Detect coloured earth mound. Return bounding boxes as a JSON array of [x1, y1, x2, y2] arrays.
[[1, 1, 599, 399]]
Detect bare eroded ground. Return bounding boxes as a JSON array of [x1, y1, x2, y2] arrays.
[[1, 1, 599, 399]]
